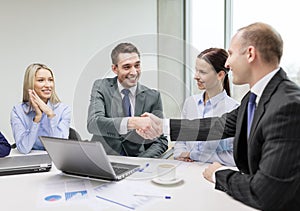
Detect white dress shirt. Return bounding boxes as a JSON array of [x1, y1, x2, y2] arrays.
[[118, 81, 137, 135]]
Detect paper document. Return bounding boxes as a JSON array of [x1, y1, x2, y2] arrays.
[[37, 177, 93, 208], [93, 179, 170, 210]]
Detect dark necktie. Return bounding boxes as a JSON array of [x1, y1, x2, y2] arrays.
[[121, 89, 131, 117], [247, 92, 257, 138]]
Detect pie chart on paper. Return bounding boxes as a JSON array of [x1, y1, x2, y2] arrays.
[[44, 195, 62, 202]]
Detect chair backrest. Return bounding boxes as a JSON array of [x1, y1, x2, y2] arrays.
[[68, 127, 82, 140], [158, 147, 174, 159]]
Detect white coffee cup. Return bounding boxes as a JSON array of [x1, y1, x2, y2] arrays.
[[157, 163, 176, 181]]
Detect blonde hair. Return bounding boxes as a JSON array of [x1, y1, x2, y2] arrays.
[[22, 63, 60, 104]]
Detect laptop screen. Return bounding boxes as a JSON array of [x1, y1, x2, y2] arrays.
[[39, 136, 139, 181]]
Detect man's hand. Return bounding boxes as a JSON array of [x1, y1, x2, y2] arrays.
[[203, 162, 223, 183], [128, 116, 152, 131], [135, 112, 163, 139]]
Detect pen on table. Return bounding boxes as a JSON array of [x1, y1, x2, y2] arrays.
[[138, 163, 150, 172], [133, 194, 171, 199]]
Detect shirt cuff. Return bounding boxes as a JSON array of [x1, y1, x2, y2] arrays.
[[163, 119, 170, 135], [119, 117, 130, 135], [212, 166, 228, 183]]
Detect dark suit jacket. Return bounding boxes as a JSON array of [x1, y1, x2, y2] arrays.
[[170, 69, 300, 210], [0, 132, 11, 157], [87, 77, 168, 158]]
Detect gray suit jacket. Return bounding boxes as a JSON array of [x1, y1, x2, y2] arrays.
[[170, 69, 300, 210], [87, 77, 168, 157]]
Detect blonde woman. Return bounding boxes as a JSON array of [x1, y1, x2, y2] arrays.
[[11, 63, 71, 154]]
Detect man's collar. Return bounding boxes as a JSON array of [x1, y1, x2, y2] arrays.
[[117, 80, 137, 95]]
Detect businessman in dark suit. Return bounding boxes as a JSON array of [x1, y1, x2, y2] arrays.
[[136, 22, 300, 210], [87, 42, 168, 158]]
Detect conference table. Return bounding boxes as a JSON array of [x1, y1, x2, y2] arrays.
[[1, 149, 257, 211]]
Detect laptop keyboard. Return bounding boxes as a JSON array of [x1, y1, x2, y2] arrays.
[[110, 162, 140, 180], [112, 165, 129, 175]]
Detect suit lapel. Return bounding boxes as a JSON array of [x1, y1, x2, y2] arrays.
[[236, 95, 248, 141], [134, 83, 146, 116], [249, 68, 286, 140], [110, 77, 124, 117], [234, 94, 249, 171]]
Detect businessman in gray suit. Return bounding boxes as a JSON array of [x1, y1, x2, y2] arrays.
[[135, 23, 300, 210], [87, 42, 168, 157]]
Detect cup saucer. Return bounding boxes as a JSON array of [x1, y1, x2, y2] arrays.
[[151, 177, 183, 185]]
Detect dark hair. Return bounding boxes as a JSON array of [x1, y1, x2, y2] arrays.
[[197, 48, 231, 96], [111, 43, 140, 65]]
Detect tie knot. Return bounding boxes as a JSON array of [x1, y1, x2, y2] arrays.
[[249, 92, 257, 104], [122, 89, 130, 96]]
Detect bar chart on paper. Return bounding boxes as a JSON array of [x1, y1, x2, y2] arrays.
[[38, 178, 92, 208], [65, 190, 88, 201]]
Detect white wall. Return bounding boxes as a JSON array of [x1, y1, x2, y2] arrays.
[[0, 0, 158, 142]]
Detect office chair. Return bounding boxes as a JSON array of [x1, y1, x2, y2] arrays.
[[158, 147, 174, 159], [68, 127, 82, 140], [11, 143, 16, 149]]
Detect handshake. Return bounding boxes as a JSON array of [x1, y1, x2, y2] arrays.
[[128, 112, 163, 139]]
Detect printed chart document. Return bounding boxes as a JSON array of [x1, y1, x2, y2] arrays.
[[37, 177, 95, 208], [36, 160, 184, 210], [93, 179, 171, 210]]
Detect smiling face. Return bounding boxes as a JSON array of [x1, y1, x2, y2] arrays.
[[112, 53, 141, 88], [34, 68, 54, 103], [194, 58, 222, 92]]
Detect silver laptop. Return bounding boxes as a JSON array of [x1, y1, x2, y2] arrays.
[[39, 136, 140, 181], [0, 153, 52, 176]]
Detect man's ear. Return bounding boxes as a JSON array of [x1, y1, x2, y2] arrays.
[[112, 64, 118, 75], [247, 46, 256, 62]]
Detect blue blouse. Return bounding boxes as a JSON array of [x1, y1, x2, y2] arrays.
[[10, 102, 71, 154], [174, 90, 239, 166]]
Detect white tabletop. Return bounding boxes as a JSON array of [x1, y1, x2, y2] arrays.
[[1, 149, 256, 211]]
